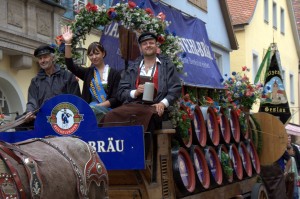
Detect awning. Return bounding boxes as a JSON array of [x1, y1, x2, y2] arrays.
[[101, 0, 223, 89], [285, 123, 300, 136]]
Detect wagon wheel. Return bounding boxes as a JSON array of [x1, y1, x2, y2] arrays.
[[251, 183, 269, 199]]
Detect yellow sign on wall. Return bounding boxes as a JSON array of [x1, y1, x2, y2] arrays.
[[188, 0, 207, 12]]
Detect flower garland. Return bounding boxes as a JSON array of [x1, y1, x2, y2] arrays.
[[220, 66, 263, 110], [169, 94, 195, 138], [54, 1, 184, 72]]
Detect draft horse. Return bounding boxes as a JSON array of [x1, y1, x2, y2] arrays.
[[0, 136, 108, 199]]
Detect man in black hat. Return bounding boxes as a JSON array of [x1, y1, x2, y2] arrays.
[[17, 44, 81, 129], [103, 32, 181, 154], [104, 32, 181, 130]]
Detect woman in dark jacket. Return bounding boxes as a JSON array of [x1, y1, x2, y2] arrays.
[[62, 26, 121, 122]]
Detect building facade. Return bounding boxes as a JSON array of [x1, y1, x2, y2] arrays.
[[227, 0, 300, 125], [0, 0, 66, 121]]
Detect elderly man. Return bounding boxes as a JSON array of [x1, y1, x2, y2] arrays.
[[18, 44, 81, 129]]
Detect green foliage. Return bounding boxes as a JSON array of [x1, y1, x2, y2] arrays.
[[220, 151, 233, 178], [55, 1, 183, 72]]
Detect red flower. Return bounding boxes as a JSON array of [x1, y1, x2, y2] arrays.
[[107, 8, 116, 18], [55, 35, 63, 45], [128, 1, 136, 9], [157, 35, 165, 44], [242, 66, 247, 71], [157, 12, 166, 21], [145, 8, 154, 16], [236, 109, 241, 116], [0, 114, 4, 119], [205, 96, 214, 104], [86, 2, 98, 12], [182, 114, 187, 122]]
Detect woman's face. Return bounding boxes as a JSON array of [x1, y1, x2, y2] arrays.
[[88, 48, 104, 66]]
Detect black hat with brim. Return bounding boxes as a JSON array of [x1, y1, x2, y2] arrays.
[[138, 32, 157, 44], [34, 45, 55, 57]]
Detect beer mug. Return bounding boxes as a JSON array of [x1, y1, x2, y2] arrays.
[[143, 82, 154, 102]]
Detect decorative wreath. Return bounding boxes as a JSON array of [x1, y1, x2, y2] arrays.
[[54, 1, 184, 72]]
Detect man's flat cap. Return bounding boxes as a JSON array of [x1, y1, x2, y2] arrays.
[[138, 32, 157, 44], [34, 45, 55, 57]]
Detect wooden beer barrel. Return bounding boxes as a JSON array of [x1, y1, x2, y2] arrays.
[[191, 106, 207, 147], [204, 146, 223, 187], [252, 112, 288, 166], [244, 139, 261, 174], [217, 144, 234, 184], [201, 106, 220, 146], [172, 147, 196, 196], [228, 143, 243, 180], [238, 142, 253, 178], [229, 109, 241, 143], [189, 145, 210, 192], [219, 108, 231, 144]]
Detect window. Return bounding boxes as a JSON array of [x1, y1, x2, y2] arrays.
[[61, 0, 76, 19], [94, 0, 113, 7], [280, 8, 285, 34], [273, 2, 277, 29], [61, 0, 113, 19], [214, 52, 223, 75], [252, 52, 259, 82], [290, 73, 294, 104], [264, 0, 269, 22], [0, 89, 11, 124], [281, 69, 285, 87]]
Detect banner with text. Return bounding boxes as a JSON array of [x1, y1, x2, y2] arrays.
[[259, 47, 291, 125], [0, 95, 145, 170], [101, 0, 223, 88]]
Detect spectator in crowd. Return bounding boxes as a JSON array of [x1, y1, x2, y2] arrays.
[[287, 144, 300, 199]]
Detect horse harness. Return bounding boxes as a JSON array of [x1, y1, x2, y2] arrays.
[[0, 138, 107, 199]]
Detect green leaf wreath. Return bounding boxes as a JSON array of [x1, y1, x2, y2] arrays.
[[54, 1, 184, 72]]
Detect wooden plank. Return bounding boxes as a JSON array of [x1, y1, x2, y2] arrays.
[[108, 187, 143, 199], [108, 170, 142, 185], [154, 129, 176, 134], [181, 176, 258, 199]]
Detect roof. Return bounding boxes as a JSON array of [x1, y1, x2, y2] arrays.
[[292, 0, 300, 38], [226, 0, 258, 25], [219, 0, 238, 50]]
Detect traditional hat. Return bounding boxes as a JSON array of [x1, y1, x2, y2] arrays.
[[34, 45, 55, 57], [138, 32, 157, 44]]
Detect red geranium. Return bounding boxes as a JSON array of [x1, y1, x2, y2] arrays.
[[145, 8, 154, 16], [86, 2, 98, 12], [157, 12, 166, 21], [157, 35, 165, 44], [107, 8, 116, 18], [128, 1, 136, 9], [182, 113, 187, 122], [55, 35, 63, 45]]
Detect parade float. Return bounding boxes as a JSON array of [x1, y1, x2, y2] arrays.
[[1, 1, 293, 198]]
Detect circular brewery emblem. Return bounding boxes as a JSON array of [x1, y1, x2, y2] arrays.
[[47, 102, 83, 135]]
